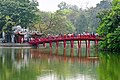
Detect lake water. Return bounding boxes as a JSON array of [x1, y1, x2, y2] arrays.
[[0, 44, 119, 80]]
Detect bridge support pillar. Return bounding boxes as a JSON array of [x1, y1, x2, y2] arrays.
[[94, 40, 98, 45], [87, 40, 90, 49], [78, 48, 81, 57], [43, 43, 46, 47], [78, 40, 81, 48], [56, 41, 59, 48], [63, 40, 66, 48], [96, 40, 98, 45], [70, 40, 74, 48], [49, 41, 52, 48], [78, 40, 81, 57], [87, 40, 90, 57], [85, 40, 87, 53]]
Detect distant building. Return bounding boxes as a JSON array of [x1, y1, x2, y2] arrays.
[[1, 25, 43, 43]]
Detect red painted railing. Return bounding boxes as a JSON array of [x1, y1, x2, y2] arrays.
[[29, 35, 102, 46]]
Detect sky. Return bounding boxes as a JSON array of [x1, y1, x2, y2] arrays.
[[37, 0, 102, 12]]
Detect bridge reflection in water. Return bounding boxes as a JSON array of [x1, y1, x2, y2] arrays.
[[30, 48, 99, 80], [0, 47, 119, 80], [30, 48, 99, 64], [0, 47, 99, 80]]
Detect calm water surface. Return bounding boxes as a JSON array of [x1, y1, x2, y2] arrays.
[[0, 45, 119, 80]]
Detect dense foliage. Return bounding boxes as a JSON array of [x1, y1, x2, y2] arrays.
[[0, 0, 39, 42], [97, 0, 120, 51], [0, 0, 38, 32], [34, 11, 75, 34]]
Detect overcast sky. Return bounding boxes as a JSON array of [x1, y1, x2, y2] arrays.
[[37, 0, 102, 12]]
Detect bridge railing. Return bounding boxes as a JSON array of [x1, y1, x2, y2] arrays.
[[29, 35, 102, 44]]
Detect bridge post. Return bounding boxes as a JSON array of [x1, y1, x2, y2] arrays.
[[85, 40, 87, 53], [43, 43, 46, 47], [70, 40, 74, 48], [56, 41, 59, 48], [78, 48, 81, 57], [94, 40, 98, 45], [78, 40, 81, 48], [63, 40, 66, 48], [87, 40, 90, 57], [49, 41, 52, 48], [87, 40, 90, 49], [96, 40, 98, 45]]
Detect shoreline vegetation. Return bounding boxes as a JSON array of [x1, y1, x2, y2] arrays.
[[97, 0, 120, 52]]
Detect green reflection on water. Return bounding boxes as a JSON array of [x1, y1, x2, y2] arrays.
[[0, 47, 119, 80], [98, 52, 120, 80]]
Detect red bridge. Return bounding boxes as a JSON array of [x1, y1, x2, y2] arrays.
[[28, 35, 102, 49]]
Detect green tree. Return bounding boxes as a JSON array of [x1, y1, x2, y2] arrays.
[[97, 0, 120, 51], [0, 0, 39, 30], [85, 0, 111, 32], [75, 13, 88, 33], [0, 0, 39, 42], [37, 11, 75, 35], [58, 2, 68, 10], [57, 1, 111, 33]]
